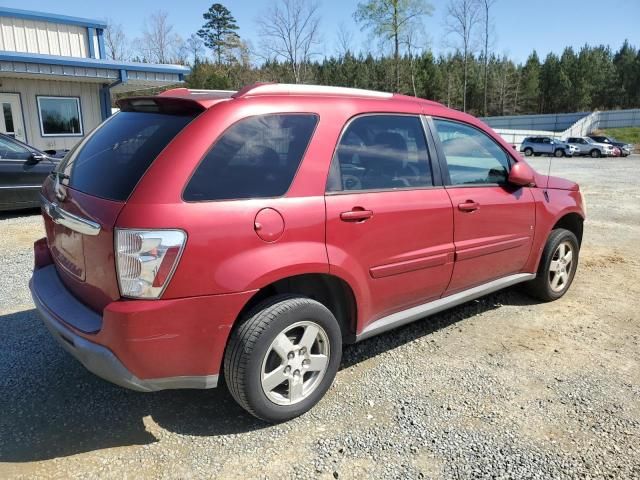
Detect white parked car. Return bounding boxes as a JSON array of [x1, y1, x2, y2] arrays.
[[565, 137, 616, 158]]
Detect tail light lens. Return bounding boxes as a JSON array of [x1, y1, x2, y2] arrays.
[[115, 229, 186, 299]]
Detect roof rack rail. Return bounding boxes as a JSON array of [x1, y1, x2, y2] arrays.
[[232, 82, 393, 99]]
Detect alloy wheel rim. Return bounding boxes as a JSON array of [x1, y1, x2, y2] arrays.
[[549, 241, 574, 292], [260, 320, 330, 406]]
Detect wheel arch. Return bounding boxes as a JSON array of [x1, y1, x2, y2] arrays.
[[235, 273, 359, 344], [552, 212, 584, 246]]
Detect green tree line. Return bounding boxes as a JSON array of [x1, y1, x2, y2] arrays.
[[106, 1, 640, 117], [187, 41, 640, 117]]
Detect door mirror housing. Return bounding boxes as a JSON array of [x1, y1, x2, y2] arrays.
[[508, 162, 535, 187], [29, 152, 46, 163]]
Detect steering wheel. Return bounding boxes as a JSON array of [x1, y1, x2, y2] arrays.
[[342, 174, 362, 191]]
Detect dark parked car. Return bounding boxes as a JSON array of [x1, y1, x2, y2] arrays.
[[587, 135, 633, 157], [0, 133, 62, 211]]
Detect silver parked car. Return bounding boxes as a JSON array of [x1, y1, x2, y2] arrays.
[[520, 136, 575, 157], [565, 137, 616, 158]]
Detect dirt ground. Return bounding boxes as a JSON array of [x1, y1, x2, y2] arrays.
[[0, 156, 638, 479]]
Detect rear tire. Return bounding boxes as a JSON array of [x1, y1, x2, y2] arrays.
[[223, 295, 342, 423], [523, 228, 579, 302], [590, 149, 601, 158], [524, 148, 533, 157]]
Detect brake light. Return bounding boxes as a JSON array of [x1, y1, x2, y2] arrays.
[[115, 229, 186, 299]]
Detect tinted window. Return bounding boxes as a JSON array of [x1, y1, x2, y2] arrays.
[[57, 112, 195, 201], [184, 114, 317, 201], [0, 136, 31, 160], [327, 115, 433, 192], [433, 119, 511, 186]]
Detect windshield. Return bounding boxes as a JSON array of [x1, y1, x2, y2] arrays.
[[56, 111, 196, 201]]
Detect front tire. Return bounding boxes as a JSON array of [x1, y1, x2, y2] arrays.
[[523, 228, 579, 302], [590, 149, 601, 158], [523, 148, 533, 157], [224, 295, 342, 423], [554, 148, 565, 157]]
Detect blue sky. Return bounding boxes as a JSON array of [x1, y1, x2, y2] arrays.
[[3, 0, 638, 63]]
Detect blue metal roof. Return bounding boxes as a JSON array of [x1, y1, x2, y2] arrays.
[[0, 6, 107, 29], [0, 51, 190, 75]]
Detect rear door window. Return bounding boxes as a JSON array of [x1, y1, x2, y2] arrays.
[[184, 114, 318, 201], [57, 112, 196, 201], [327, 115, 433, 192]]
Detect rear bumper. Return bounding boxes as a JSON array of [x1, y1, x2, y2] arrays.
[[30, 264, 255, 391]]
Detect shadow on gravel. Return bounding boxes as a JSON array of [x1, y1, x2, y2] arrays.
[[341, 286, 538, 369], [0, 287, 536, 461], [0, 309, 266, 462], [0, 208, 40, 220]]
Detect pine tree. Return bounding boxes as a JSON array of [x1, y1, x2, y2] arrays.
[[197, 3, 239, 65], [519, 51, 541, 114]]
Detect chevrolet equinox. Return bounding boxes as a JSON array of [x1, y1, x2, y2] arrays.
[[30, 83, 586, 422]]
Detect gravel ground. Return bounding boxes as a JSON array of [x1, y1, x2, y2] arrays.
[[1, 156, 639, 479]]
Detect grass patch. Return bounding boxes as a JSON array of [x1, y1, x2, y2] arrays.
[[595, 127, 640, 146]]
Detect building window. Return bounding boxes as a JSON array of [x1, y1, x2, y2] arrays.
[[37, 96, 83, 136]]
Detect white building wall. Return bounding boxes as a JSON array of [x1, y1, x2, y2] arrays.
[[0, 16, 89, 58], [0, 76, 102, 150]]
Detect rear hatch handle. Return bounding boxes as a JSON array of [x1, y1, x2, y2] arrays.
[[41, 195, 101, 236]]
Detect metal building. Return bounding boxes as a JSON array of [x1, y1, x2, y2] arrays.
[[0, 7, 189, 151]]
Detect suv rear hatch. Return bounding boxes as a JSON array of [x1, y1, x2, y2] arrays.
[[42, 99, 201, 314]]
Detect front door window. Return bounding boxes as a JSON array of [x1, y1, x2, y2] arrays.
[[432, 118, 510, 185]]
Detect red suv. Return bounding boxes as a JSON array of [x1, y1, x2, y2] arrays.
[[30, 83, 585, 422]]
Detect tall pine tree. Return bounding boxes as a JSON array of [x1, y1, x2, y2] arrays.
[[197, 3, 239, 65]]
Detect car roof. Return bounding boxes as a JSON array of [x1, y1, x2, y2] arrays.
[[142, 82, 447, 112], [119, 82, 505, 148]]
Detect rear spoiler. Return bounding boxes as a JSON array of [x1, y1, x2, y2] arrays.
[[116, 97, 206, 116]]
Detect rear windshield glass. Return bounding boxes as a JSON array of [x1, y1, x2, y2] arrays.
[[184, 114, 318, 201], [56, 111, 195, 201]]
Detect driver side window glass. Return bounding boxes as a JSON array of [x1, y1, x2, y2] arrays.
[[0, 137, 31, 160], [327, 115, 433, 192], [433, 119, 510, 186]]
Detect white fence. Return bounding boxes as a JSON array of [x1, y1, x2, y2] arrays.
[[484, 109, 640, 148], [597, 109, 640, 129], [481, 112, 590, 132]]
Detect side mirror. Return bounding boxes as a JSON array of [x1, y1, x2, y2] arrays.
[[29, 152, 46, 163], [508, 162, 535, 187]]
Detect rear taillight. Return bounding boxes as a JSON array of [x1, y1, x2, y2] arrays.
[[115, 229, 186, 299]]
